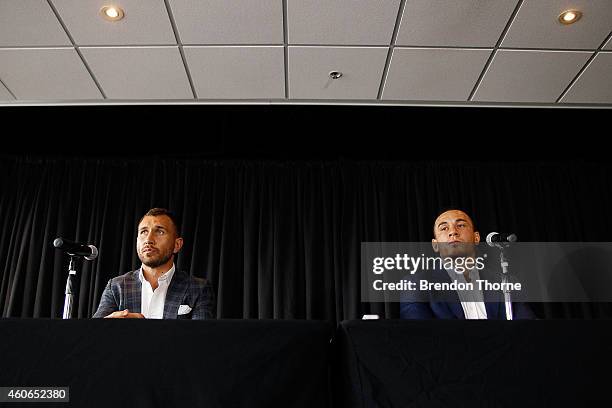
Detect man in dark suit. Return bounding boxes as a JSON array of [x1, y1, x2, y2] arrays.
[[93, 208, 215, 319], [400, 208, 534, 319]]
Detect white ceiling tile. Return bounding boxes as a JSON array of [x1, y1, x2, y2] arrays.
[[561, 52, 612, 104], [0, 48, 101, 100], [184, 47, 284, 99], [169, 0, 283, 44], [473, 50, 591, 103], [288, 0, 401, 45], [51, 0, 175, 45], [396, 0, 518, 47], [0, 0, 608, 107], [288, 47, 387, 99], [0, 0, 70, 46], [383, 48, 491, 101], [0, 81, 14, 101], [80, 47, 192, 99], [502, 0, 612, 50]]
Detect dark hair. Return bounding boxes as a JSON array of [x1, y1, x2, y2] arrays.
[[140, 208, 181, 236]]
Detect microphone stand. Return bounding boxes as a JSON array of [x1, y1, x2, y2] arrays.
[[498, 247, 513, 320], [62, 256, 78, 319]]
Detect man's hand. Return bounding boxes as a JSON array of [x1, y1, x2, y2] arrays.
[[104, 309, 145, 319]]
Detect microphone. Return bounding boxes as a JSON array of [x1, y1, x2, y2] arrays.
[[486, 232, 518, 247], [53, 237, 99, 260]]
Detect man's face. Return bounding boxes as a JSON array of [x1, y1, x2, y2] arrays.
[[137, 215, 183, 269], [432, 209, 480, 258]]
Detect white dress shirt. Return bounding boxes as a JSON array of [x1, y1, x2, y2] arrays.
[[445, 266, 488, 319], [138, 264, 176, 319]]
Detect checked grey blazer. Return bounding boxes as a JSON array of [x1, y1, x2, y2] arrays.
[[92, 269, 215, 319]]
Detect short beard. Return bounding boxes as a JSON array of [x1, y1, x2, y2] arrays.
[[141, 252, 173, 269]]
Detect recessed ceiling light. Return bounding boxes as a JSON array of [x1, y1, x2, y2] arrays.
[[558, 10, 582, 25], [100, 5, 125, 22], [329, 71, 343, 80]]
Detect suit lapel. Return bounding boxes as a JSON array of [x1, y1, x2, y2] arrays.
[[485, 302, 502, 319], [431, 268, 465, 319], [448, 301, 466, 319], [124, 270, 141, 313], [482, 270, 505, 319], [163, 270, 189, 319]]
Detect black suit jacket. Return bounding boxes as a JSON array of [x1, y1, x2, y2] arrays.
[[400, 267, 535, 319]]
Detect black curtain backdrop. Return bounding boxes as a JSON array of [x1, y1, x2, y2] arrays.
[[1, 156, 611, 321]]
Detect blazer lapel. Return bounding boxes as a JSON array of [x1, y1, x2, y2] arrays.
[[431, 267, 465, 319], [485, 302, 502, 319], [163, 270, 189, 319], [448, 301, 466, 319], [482, 269, 505, 319], [124, 270, 141, 313]]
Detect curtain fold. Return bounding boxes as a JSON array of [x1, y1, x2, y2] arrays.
[[1, 157, 610, 320]]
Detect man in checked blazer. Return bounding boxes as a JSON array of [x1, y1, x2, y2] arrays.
[[93, 208, 215, 319]]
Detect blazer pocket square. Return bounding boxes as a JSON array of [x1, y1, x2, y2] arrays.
[[178, 305, 193, 315]]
